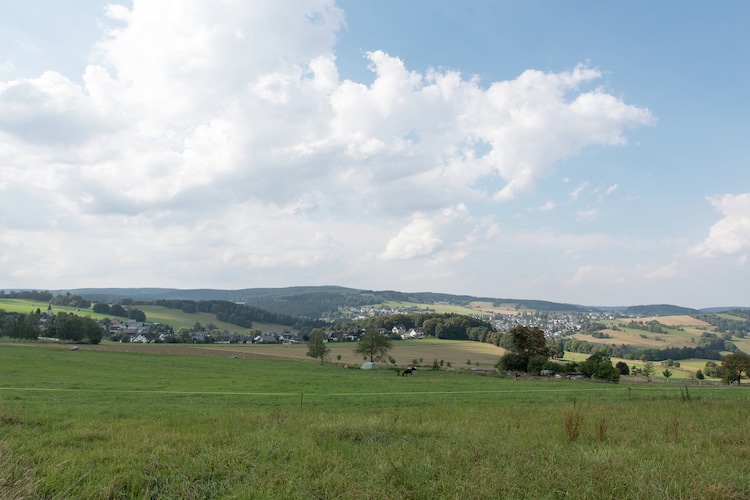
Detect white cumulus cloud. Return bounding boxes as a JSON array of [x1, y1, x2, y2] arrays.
[[690, 193, 750, 258], [0, 0, 654, 289]]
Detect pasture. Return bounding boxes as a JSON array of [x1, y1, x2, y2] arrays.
[[1, 343, 749, 499]]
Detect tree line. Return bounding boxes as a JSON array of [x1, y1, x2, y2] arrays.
[[0, 309, 102, 344], [0, 290, 54, 301], [497, 326, 620, 382], [92, 303, 146, 322], [624, 320, 670, 334]]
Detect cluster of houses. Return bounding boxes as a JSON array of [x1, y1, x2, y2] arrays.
[[389, 325, 425, 339], [339, 305, 434, 321], [490, 311, 626, 340], [35, 302, 630, 345], [340, 304, 630, 342], [108, 318, 149, 338]]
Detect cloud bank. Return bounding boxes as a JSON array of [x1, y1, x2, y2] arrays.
[[0, 0, 656, 292]]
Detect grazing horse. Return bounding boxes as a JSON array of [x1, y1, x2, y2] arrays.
[[401, 367, 416, 377]]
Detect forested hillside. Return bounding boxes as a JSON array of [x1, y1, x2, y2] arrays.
[[625, 304, 700, 316], [44, 287, 592, 319]]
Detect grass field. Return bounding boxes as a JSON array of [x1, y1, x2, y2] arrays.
[[0, 298, 111, 320], [0, 299, 288, 334], [47, 338, 508, 370], [1, 343, 749, 499]]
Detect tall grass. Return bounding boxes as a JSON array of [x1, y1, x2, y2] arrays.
[[1, 344, 749, 498]]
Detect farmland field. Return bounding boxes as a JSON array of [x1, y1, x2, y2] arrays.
[[0, 299, 290, 334], [633, 315, 710, 327], [46, 338, 508, 369], [570, 314, 735, 352], [1, 343, 749, 499]]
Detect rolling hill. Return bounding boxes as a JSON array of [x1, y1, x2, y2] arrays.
[[47, 286, 596, 317]]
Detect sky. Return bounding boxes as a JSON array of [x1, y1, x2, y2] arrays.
[[0, 0, 748, 309]]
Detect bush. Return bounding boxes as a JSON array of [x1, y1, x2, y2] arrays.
[[579, 353, 620, 382], [527, 355, 548, 375], [497, 352, 528, 372]]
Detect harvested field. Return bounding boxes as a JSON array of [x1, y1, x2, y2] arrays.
[[575, 329, 692, 348], [56, 339, 507, 369], [632, 315, 710, 327]]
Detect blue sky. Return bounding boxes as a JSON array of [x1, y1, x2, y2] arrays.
[[0, 1, 748, 308]]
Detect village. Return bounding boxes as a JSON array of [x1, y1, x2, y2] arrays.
[[28, 303, 638, 346]]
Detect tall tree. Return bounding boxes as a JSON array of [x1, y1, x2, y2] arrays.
[[722, 352, 750, 385], [306, 329, 330, 363], [353, 329, 392, 363], [509, 326, 549, 359], [497, 326, 550, 374]]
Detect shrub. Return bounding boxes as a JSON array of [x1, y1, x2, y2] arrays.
[[527, 355, 548, 375]]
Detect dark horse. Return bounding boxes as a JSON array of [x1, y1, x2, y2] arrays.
[[401, 367, 416, 377]]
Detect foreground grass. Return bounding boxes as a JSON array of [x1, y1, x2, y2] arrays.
[[1, 344, 749, 499]]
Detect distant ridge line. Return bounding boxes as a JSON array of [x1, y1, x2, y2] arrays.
[[34, 286, 733, 314]]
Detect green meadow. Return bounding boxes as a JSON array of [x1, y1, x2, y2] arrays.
[[0, 298, 284, 334], [1, 344, 749, 499]]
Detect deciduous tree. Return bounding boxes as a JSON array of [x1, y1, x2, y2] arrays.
[[722, 352, 750, 385], [497, 325, 550, 374], [509, 326, 549, 360], [307, 329, 330, 363], [580, 353, 620, 382], [353, 329, 392, 363]]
